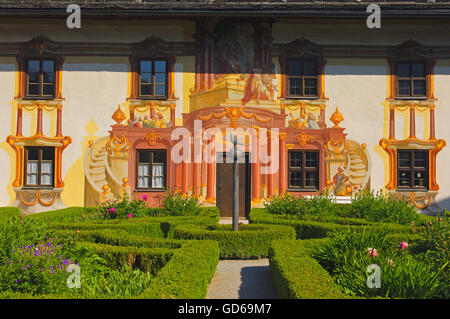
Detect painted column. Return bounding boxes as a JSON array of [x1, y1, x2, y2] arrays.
[[36, 103, 43, 136], [389, 105, 395, 139], [170, 104, 176, 127], [56, 104, 62, 137], [251, 129, 261, 203], [182, 140, 189, 195], [409, 104, 416, 138], [16, 105, 23, 137], [267, 131, 275, 197], [208, 39, 214, 89], [429, 105, 436, 141], [279, 133, 287, 194], [205, 135, 215, 203]]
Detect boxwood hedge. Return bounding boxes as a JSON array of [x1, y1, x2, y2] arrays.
[[269, 239, 350, 299], [173, 223, 296, 259], [250, 208, 412, 239]]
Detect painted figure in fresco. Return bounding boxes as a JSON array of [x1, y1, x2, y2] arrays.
[[214, 20, 254, 76], [288, 110, 320, 129], [241, 67, 276, 105], [333, 165, 349, 196], [128, 117, 143, 128], [142, 115, 155, 128], [306, 113, 320, 129], [154, 112, 167, 128]]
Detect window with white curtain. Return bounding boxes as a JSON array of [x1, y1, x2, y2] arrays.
[[24, 147, 54, 187], [136, 150, 166, 190]]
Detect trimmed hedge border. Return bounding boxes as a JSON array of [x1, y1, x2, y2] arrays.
[[139, 240, 219, 299], [269, 239, 350, 299], [173, 223, 296, 259], [0, 231, 219, 299], [0, 207, 21, 221], [39, 212, 220, 239], [82, 242, 173, 275], [249, 208, 412, 239]]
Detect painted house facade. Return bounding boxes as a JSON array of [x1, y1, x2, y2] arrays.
[[0, 1, 449, 216]]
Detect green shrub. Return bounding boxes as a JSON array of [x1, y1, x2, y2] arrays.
[[138, 240, 219, 299], [82, 242, 173, 275], [269, 239, 349, 299], [264, 193, 343, 218], [174, 223, 296, 259], [249, 208, 410, 239], [0, 236, 76, 295], [411, 216, 449, 298], [349, 190, 419, 225], [162, 190, 202, 216], [0, 215, 49, 259], [312, 228, 447, 298], [0, 207, 21, 221]]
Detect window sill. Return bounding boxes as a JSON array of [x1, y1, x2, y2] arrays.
[[287, 188, 319, 193], [134, 189, 166, 192], [395, 188, 429, 192]]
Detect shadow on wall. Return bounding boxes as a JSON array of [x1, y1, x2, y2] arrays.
[[435, 196, 450, 212]]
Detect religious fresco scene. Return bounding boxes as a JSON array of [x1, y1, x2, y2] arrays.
[[0, 7, 448, 218]]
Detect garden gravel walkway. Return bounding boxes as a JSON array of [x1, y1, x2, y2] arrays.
[[206, 259, 278, 299]]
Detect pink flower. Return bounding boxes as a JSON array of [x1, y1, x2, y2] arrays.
[[127, 213, 133, 219], [141, 194, 148, 201], [109, 207, 116, 214], [367, 248, 378, 257], [400, 241, 409, 250]]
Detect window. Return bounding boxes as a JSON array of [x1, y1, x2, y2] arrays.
[[25, 59, 55, 98], [397, 149, 428, 190], [396, 61, 426, 98], [138, 59, 167, 98], [288, 150, 319, 190], [287, 59, 318, 97], [24, 147, 54, 187], [136, 150, 166, 190]]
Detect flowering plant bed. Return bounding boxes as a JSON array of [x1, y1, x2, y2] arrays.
[[0, 212, 219, 299], [270, 218, 449, 299]]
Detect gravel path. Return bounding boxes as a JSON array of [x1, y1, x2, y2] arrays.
[[206, 259, 278, 299]]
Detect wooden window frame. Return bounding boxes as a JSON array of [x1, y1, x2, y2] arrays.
[[129, 57, 174, 101], [24, 58, 56, 99], [135, 149, 167, 191], [395, 60, 427, 99], [286, 58, 319, 99], [388, 57, 435, 100], [23, 146, 55, 188], [397, 149, 429, 191], [287, 150, 319, 191]]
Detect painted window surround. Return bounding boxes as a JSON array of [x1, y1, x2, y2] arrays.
[[380, 40, 446, 209], [6, 37, 72, 211]]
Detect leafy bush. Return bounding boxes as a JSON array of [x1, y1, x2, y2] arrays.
[[95, 193, 152, 220], [0, 215, 48, 259], [174, 223, 296, 259], [349, 190, 418, 225], [249, 208, 410, 239], [412, 216, 449, 298], [162, 190, 202, 216], [138, 240, 219, 299], [269, 239, 349, 299], [312, 228, 447, 298], [264, 193, 343, 218], [0, 236, 77, 295]]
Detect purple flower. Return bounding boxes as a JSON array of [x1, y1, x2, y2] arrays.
[[110, 207, 116, 214]]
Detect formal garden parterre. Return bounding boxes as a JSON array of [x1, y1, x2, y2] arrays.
[[0, 191, 448, 299]]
